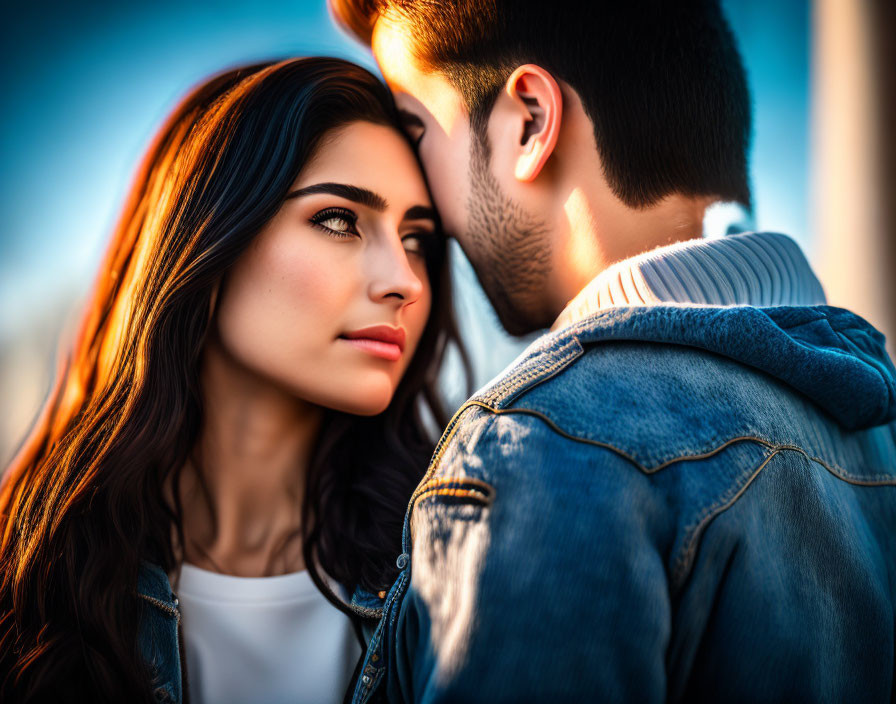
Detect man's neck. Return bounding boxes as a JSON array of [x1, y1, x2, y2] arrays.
[[549, 187, 711, 317]]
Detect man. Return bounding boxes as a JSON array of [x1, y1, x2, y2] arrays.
[[331, 1, 896, 701]]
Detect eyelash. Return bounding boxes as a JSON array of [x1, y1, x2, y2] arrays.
[[309, 206, 434, 257], [309, 207, 359, 239]]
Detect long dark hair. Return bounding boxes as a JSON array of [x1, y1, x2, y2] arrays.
[[0, 57, 470, 701]]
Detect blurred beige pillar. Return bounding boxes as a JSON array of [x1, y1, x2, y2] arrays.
[[812, 0, 895, 356]]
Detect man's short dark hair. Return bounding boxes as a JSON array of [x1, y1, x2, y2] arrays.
[[331, 0, 753, 209]]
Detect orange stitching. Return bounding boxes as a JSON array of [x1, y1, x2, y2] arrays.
[[417, 476, 495, 495], [415, 487, 494, 505]]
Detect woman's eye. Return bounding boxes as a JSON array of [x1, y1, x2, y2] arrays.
[[320, 216, 352, 233], [309, 208, 359, 239], [402, 234, 429, 256]]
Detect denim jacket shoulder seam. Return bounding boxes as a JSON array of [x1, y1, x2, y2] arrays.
[[671, 445, 782, 592], [466, 401, 896, 484], [461, 401, 772, 474], [420, 401, 896, 592], [670, 442, 896, 593]]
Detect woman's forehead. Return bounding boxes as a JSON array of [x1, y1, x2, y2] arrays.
[[295, 121, 432, 212]]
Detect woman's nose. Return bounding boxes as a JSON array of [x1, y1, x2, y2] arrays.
[[367, 237, 425, 305]]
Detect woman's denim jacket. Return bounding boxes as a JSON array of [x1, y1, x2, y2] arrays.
[[138, 305, 896, 702], [136, 559, 377, 703], [345, 303, 896, 703]]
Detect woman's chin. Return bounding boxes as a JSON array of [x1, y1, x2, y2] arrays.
[[335, 396, 393, 416], [319, 378, 396, 417], [346, 401, 391, 417]]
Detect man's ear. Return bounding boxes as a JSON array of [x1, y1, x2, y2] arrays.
[[505, 64, 563, 182]]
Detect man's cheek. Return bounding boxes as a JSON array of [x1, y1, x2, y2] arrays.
[[435, 175, 469, 236], [440, 205, 466, 242]]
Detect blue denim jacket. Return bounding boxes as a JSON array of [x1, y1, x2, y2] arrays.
[[349, 303, 896, 703], [136, 558, 379, 703]]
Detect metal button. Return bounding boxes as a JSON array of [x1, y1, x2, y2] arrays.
[[377, 590, 386, 599], [396, 553, 409, 569], [362, 675, 371, 685]]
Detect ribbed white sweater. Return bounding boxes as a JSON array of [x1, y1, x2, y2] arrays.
[[552, 231, 826, 331]]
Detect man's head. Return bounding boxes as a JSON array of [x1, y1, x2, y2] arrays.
[[331, 0, 752, 335]]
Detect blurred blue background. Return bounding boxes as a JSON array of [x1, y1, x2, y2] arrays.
[[0, 0, 812, 464]]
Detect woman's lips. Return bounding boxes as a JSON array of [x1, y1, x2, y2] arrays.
[[339, 337, 403, 361], [339, 325, 406, 362]]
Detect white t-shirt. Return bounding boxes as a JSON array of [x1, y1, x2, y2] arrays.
[[176, 562, 362, 704]]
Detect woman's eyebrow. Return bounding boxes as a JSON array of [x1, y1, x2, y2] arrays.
[[403, 205, 437, 224], [285, 182, 388, 211], [286, 182, 435, 225]]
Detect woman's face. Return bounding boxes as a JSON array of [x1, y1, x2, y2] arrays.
[[214, 120, 437, 415]]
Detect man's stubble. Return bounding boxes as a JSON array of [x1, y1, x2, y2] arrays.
[[464, 129, 554, 337]]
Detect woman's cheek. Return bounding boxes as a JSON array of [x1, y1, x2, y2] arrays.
[[268, 233, 349, 328], [217, 230, 347, 373]]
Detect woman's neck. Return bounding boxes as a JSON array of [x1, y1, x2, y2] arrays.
[[175, 338, 324, 577]]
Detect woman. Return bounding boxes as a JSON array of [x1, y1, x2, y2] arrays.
[[0, 58, 469, 703]]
